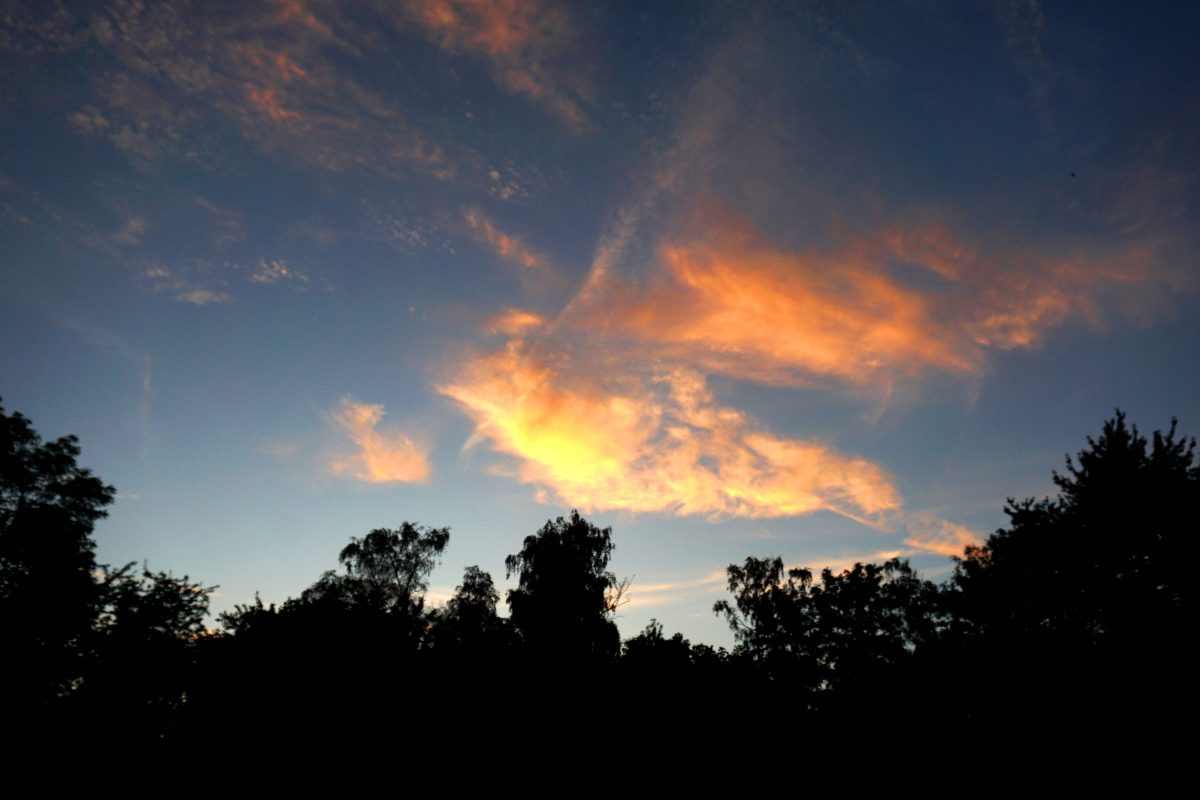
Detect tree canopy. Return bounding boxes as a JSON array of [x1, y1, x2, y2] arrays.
[[505, 510, 624, 662], [335, 522, 450, 614], [1, 400, 222, 746], [715, 556, 938, 700], [1, 400, 116, 702], [426, 564, 510, 661], [951, 410, 1195, 646]]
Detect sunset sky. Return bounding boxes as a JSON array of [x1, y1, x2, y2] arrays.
[[3, 0, 1197, 646]]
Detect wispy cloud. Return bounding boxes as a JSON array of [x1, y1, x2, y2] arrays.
[[176, 288, 232, 306], [194, 197, 245, 250], [485, 308, 544, 335], [248, 258, 309, 287], [113, 215, 148, 246], [405, 0, 589, 130], [570, 201, 1178, 393], [996, 0, 1056, 135], [329, 397, 431, 484], [53, 316, 156, 457], [66, 1, 472, 180], [433, 14, 1194, 533], [487, 166, 529, 203], [903, 513, 984, 557], [439, 339, 901, 523], [622, 569, 728, 610], [462, 207, 544, 270], [142, 265, 232, 305], [584, 204, 977, 390], [548, 10, 1191, 407]]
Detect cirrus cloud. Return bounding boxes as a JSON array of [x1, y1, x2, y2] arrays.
[[463, 207, 544, 270], [405, 0, 589, 130]]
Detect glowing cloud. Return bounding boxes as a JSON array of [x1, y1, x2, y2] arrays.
[[329, 397, 430, 484], [617, 215, 977, 387], [439, 340, 901, 523], [903, 514, 984, 557], [439, 194, 1171, 524], [574, 212, 930, 393], [575, 203, 1174, 391]]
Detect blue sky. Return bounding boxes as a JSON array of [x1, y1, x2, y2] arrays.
[[3, 0, 1198, 646]]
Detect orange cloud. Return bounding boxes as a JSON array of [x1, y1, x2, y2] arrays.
[[463, 208, 543, 269], [486, 308, 545, 335], [245, 84, 300, 121], [239, 43, 307, 120], [440, 196, 1175, 523], [575, 203, 1171, 390], [411, 0, 538, 56], [78, 4, 463, 180], [438, 340, 901, 523], [903, 514, 984, 557], [329, 397, 430, 483], [878, 222, 974, 281], [874, 217, 1179, 353], [590, 208, 977, 388], [406, 0, 586, 129], [274, 0, 335, 40]]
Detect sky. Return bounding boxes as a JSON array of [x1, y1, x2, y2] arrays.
[[2, 0, 1198, 647]]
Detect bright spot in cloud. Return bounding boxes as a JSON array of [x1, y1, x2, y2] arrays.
[[438, 339, 901, 523]]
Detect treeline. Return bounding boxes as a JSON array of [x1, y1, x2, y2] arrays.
[[1, 402, 1193, 751]]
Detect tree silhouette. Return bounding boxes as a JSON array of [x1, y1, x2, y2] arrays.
[[429, 565, 507, 654], [80, 563, 215, 742], [505, 510, 624, 663], [715, 556, 938, 704], [621, 619, 694, 674], [0, 400, 221, 745], [288, 522, 450, 645], [324, 522, 449, 615], [199, 523, 452, 745], [943, 410, 1197, 729], [0, 400, 115, 706], [97, 562, 213, 641], [952, 410, 1194, 645]]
